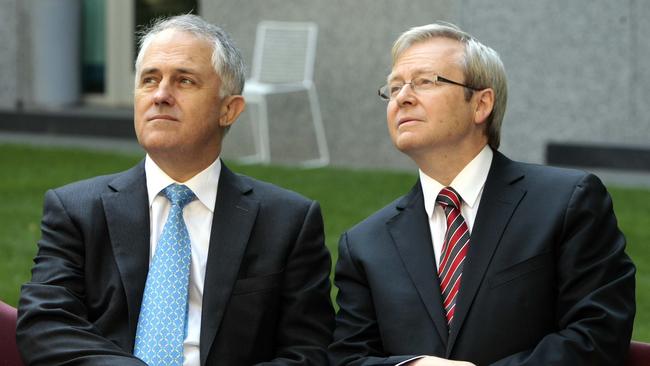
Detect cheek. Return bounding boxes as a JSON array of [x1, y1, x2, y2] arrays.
[[196, 106, 221, 126], [133, 94, 149, 119], [386, 104, 398, 127], [133, 100, 148, 126]]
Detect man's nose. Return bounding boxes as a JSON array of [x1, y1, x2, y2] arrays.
[[153, 80, 175, 106], [394, 84, 416, 106]]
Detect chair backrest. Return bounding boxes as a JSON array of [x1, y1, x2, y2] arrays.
[[250, 21, 318, 84], [0, 301, 24, 366]]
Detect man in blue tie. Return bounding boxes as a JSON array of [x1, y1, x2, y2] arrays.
[[17, 15, 334, 365]]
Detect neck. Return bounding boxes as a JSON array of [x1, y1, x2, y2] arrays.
[[413, 143, 487, 186], [149, 151, 219, 182]]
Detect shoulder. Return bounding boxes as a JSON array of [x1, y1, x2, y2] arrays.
[[518, 160, 588, 182], [346, 185, 418, 237], [352, 197, 402, 230], [228, 172, 324, 230], [49, 163, 143, 204], [491, 153, 612, 214], [494, 152, 603, 192], [54, 172, 121, 196], [523, 162, 604, 191], [234, 172, 316, 209]]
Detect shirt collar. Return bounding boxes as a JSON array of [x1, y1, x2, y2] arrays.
[[420, 145, 493, 217], [145, 155, 221, 212]]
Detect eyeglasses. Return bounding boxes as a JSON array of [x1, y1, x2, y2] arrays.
[[378, 75, 480, 101]]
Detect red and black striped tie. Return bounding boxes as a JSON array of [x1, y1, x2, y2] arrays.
[[436, 187, 470, 327]]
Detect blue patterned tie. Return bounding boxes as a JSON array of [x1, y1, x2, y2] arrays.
[[134, 184, 196, 365]]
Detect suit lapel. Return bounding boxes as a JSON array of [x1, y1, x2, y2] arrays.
[[446, 152, 526, 354], [387, 183, 449, 348], [101, 161, 151, 340], [200, 164, 259, 366]]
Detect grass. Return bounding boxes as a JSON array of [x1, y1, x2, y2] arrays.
[[1, 143, 648, 341]]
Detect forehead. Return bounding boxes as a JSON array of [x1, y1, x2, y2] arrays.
[[390, 38, 465, 79], [140, 29, 214, 69]]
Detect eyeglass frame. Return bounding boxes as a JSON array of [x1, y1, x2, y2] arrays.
[[378, 74, 481, 101]]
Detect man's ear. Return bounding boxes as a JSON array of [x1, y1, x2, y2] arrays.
[[218, 95, 246, 128], [473, 88, 494, 126]]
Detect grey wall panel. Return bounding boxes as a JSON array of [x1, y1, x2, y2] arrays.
[[208, 0, 649, 170], [0, 0, 18, 109], [7, 1, 647, 175], [461, 0, 640, 164]]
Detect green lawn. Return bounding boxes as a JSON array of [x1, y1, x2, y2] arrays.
[[1, 143, 648, 341]]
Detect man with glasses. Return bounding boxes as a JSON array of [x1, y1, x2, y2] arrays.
[[329, 22, 635, 366]]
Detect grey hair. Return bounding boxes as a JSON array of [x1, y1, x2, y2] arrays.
[[135, 14, 246, 97], [392, 22, 508, 149]]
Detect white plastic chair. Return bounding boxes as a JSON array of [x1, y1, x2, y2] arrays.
[[241, 21, 329, 167]]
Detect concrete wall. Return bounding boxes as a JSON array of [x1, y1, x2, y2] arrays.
[[1, 0, 36, 111], [206, 0, 649, 169], [0, 0, 18, 109], [462, 0, 649, 164], [2, 1, 648, 172]]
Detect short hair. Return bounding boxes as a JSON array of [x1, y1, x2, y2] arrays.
[[392, 22, 508, 149], [135, 14, 246, 97]]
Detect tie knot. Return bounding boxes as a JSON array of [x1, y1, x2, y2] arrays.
[[162, 184, 196, 208], [436, 187, 462, 210]]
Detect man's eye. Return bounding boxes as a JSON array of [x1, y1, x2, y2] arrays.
[[141, 77, 157, 85], [416, 78, 435, 86], [180, 78, 194, 85], [389, 85, 403, 94]]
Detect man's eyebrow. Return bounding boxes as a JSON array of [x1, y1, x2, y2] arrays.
[[139, 67, 159, 76], [387, 68, 437, 82], [139, 67, 200, 76], [175, 67, 200, 75]]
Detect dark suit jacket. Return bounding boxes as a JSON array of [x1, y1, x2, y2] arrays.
[[329, 151, 635, 366], [17, 161, 334, 365]]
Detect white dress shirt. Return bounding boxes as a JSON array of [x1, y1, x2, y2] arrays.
[[419, 145, 493, 268], [145, 155, 221, 366]]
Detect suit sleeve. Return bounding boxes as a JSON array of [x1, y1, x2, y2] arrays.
[[16, 189, 146, 366], [488, 173, 636, 366], [328, 233, 419, 366], [256, 200, 335, 366]]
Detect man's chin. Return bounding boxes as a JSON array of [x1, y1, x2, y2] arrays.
[[138, 137, 180, 155], [393, 135, 421, 154]]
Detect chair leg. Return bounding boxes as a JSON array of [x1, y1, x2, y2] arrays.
[[257, 97, 271, 164], [303, 85, 329, 167], [242, 86, 327, 167], [237, 94, 271, 165]]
